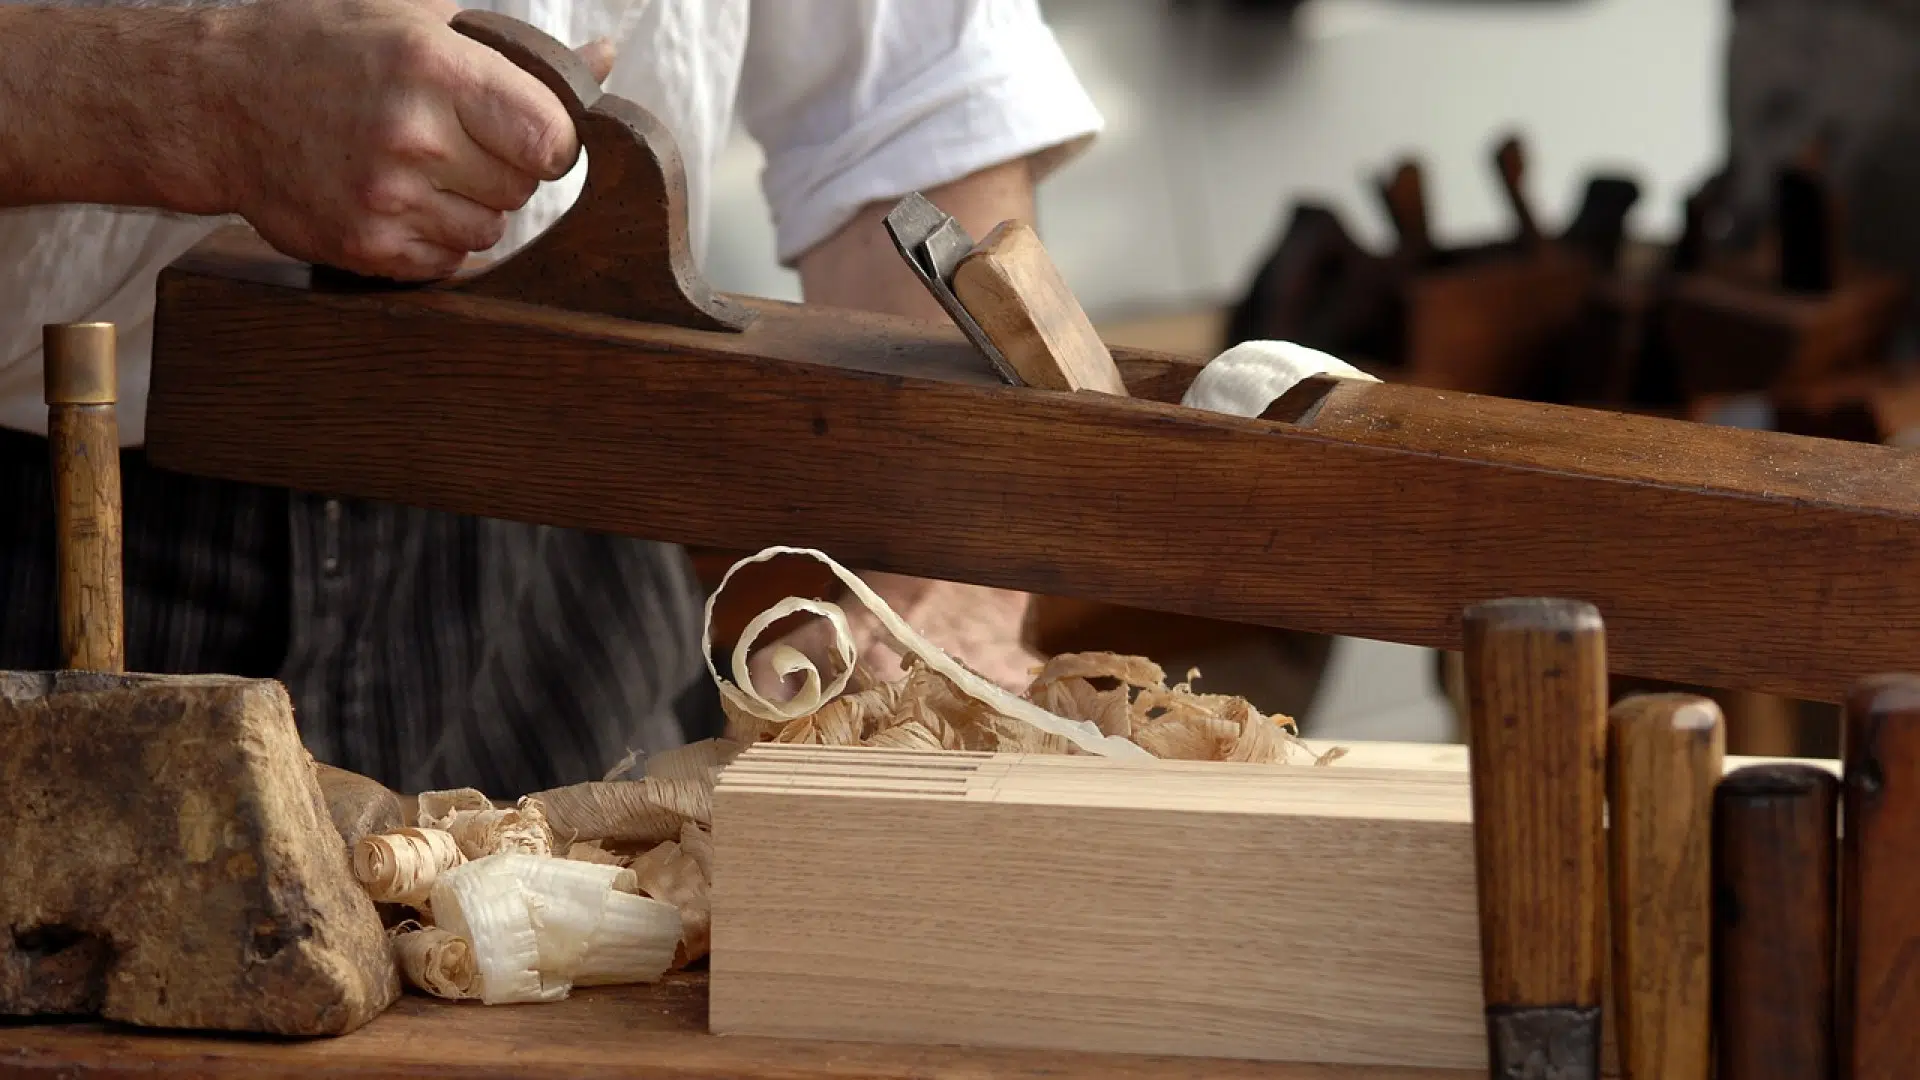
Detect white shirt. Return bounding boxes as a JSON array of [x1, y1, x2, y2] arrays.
[[0, 0, 1101, 444]]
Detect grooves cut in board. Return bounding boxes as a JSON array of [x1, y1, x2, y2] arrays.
[[708, 744, 1485, 1069]]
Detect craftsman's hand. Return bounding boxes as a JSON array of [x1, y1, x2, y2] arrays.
[[198, 0, 615, 280]]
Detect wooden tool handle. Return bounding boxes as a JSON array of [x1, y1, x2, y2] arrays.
[[1839, 675, 1920, 1079], [1462, 597, 1607, 1078], [315, 11, 752, 333], [43, 322, 124, 674], [950, 220, 1127, 396], [1712, 763, 1837, 1080], [1375, 160, 1433, 263], [1607, 693, 1722, 1080], [1494, 136, 1542, 246]]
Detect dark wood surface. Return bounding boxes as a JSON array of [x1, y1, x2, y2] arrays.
[[146, 248, 1920, 704], [1460, 599, 1607, 1075], [0, 975, 1473, 1079], [1838, 675, 1920, 1079], [1711, 763, 1838, 1080], [1606, 693, 1721, 1080]]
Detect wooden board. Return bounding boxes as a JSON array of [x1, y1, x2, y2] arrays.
[[709, 745, 1486, 1070], [0, 972, 1469, 1079], [145, 246, 1920, 704], [708, 743, 1838, 1072]]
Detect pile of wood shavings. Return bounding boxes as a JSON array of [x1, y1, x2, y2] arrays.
[[723, 649, 1345, 765], [354, 545, 1348, 1002], [706, 545, 1347, 766], [349, 743, 731, 1001]]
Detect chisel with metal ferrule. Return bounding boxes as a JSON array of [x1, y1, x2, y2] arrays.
[[883, 192, 1128, 396], [1839, 675, 1920, 1079], [1462, 597, 1609, 1080], [1607, 693, 1723, 1080], [1712, 762, 1838, 1080], [42, 321, 124, 673]]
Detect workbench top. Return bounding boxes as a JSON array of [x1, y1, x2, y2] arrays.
[[0, 973, 1472, 1079]]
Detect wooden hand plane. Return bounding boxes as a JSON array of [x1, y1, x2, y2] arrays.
[[147, 13, 1920, 706]]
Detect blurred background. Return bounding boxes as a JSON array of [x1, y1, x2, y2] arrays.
[[698, 0, 1917, 755]]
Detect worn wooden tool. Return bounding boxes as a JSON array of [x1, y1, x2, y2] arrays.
[[1606, 693, 1722, 1080], [43, 322, 124, 673], [950, 219, 1127, 394], [884, 193, 1126, 394], [1461, 598, 1608, 1079], [0, 324, 398, 1035], [314, 10, 753, 333], [1838, 675, 1920, 1079], [1493, 135, 1542, 248], [1711, 763, 1838, 1080], [1375, 159, 1434, 266], [1662, 157, 1909, 399], [142, 26, 1920, 708]]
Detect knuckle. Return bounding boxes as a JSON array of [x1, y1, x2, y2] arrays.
[[354, 169, 413, 216], [520, 108, 575, 177], [376, 110, 443, 165], [386, 23, 452, 81], [471, 211, 508, 250], [503, 170, 539, 209]]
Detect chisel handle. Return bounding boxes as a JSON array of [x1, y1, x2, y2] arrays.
[[1375, 160, 1433, 264], [1712, 763, 1837, 1080], [1839, 675, 1920, 1079], [42, 322, 123, 673], [1495, 135, 1542, 247], [1607, 693, 1722, 1080], [1463, 597, 1608, 1078]]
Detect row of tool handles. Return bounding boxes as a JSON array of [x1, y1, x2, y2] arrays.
[[1460, 596, 1905, 1080]]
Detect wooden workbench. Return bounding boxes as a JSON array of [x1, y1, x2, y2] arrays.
[[0, 975, 1470, 1079]]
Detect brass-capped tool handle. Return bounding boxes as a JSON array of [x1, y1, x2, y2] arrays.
[[43, 321, 124, 673]]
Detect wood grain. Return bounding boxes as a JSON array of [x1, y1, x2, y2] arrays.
[[1606, 693, 1722, 1080], [1711, 763, 1838, 1080], [145, 252, 1920, 703], [42, 323, 123, 673], [1838, 675, 1920, 1080], [0, 974, 1471, 1079], [1460, 599, 1607, 1077], [709, 745, 1489, 1071], [951, 220, 1127, 395]]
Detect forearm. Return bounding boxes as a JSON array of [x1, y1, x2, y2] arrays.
[[769, 155, 1046, 692], [0, 5, 229, 213]]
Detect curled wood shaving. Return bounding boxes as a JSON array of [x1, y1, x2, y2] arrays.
[[564, 841, 629, 868], [528, 739, 743, 850], [702, 547, 1148, 759], [390, 922, 480, 1000], [628, 837, 711, 969], [446, 798, 554, 859], [1028, 651, 1166, 692], [416, 788, 492, 830], [353, 827, 466, 908]]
